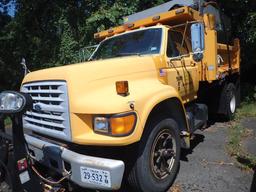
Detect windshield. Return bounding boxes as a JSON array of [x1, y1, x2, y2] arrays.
[[91, 28, 162, 60]]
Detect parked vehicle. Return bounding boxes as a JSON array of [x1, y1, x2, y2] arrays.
[[20, 1, 240, 191]]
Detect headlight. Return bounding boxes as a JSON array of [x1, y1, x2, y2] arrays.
[[93, 112, 137, 136], [0, 91, 33, 114], [94, 117, 109, 133]]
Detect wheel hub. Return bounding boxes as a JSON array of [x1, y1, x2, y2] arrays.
[[150, 129, 176, 180], [230, 95, 236, 114]]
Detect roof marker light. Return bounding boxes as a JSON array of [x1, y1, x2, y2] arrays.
[[152, 15, 160, 21], [175, 9, 185, 15], [108, 28, 114, 34]]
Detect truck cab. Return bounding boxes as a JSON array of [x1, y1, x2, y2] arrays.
[[21, 1, 240, 191]]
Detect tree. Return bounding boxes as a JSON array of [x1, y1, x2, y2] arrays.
[[220, 0, 256, 83], [0, 0, 255, 91]]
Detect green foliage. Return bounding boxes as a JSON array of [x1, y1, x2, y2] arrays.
[[0, 0, 255, 90], [220, 0, 256, 83], [241, 83, 256, 103], [0, 0, 172, 91], [56, 14, 79, 66], [4, 117, 11, 127], [227, 106, 256, 170], [235, 102, 256, 119], [227, 99, 256, 170], [227, 123, 245, 156]]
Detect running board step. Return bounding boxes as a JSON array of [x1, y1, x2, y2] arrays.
[[186, 103, 208, 133]]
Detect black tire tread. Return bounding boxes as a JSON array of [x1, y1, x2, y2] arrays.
[[127, 118, 180, 192], [222, 82, 236, 121]]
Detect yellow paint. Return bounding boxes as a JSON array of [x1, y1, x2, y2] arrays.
[[22, 6, 240, 146], [94, 6, 200, 40], [22, 49, 184, 145]]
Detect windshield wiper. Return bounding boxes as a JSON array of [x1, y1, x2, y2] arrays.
[[90, 52, 144, 61]]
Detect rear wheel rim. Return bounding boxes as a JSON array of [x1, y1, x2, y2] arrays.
[[150, 129, 176, 180], [230, 94, 236, 114]]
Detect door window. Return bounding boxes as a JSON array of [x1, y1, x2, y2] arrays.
[[167, 30, 189, 57]]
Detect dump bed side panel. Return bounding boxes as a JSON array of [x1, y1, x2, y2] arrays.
[[216, 39, 240, 79]]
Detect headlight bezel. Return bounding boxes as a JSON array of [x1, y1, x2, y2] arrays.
[[93, 117, 109, 134], [93, 112, 137, 137], [0, 91, 33, 114]]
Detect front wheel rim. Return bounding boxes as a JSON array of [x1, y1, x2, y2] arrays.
[[150, 129, 176, 180]]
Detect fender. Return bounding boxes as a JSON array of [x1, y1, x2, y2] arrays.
[[118, 79, 189, 143], [134, 83, 189, 141], [68, 79, 188, 146]]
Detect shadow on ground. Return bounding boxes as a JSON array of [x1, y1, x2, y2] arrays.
[[180, 134, 205, 162], [251, 169, 256, 192]]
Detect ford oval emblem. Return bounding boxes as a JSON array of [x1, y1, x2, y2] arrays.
[[34, 104, 42, 112]]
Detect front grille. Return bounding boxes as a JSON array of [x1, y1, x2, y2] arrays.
[[21, 81, 72, 141]]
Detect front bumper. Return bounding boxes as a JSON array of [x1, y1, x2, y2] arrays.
[[25, 134, 125, 190]]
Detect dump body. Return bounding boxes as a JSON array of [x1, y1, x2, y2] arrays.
[[94, 5, 240, 90]]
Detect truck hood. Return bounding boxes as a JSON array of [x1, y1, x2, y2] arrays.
[[23, 56, 159, 84], [22, 55, 163, 114]]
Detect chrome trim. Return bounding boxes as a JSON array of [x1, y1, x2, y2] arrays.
[[21, 81, 72, 141]]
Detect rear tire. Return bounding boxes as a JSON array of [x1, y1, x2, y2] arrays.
[[235, 77, 241, 107], [127, 118, 181, 192], [221, 83, 237, 121]]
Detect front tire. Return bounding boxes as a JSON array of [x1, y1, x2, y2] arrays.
[[128, 118, 181, 192]]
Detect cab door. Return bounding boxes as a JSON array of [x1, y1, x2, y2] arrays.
[[165, 29, 199, 103]]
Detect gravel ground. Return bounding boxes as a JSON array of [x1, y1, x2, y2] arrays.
[[241, 117, 256, 156], [0, 121, 254, 192], [169, 121, 254, 192]]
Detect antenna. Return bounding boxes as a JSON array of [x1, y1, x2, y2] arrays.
[[199, 0, 204, 16], [20, 58, 30, 76]]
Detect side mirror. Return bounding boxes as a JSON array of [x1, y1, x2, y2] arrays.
[[191, 23, 205, 62], [0, 91, 33, 114]]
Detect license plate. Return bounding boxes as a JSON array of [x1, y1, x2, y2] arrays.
[[80, 167, 111, 188]]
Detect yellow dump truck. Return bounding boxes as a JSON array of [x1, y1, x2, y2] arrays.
[[21, 1, 240, 191]]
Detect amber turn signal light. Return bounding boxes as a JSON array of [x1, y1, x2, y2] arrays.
[[116, 81, 129, 96], [110, 113, 136, 136]]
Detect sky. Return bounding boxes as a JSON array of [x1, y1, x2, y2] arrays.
[[8, 2, 15, 16], [0, 1, 15, 17]]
